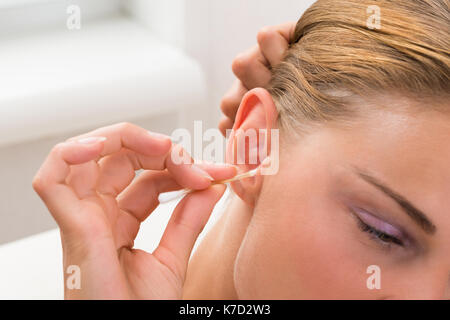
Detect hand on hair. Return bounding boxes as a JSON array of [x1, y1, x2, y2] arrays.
[[218, 21, 295, 136]]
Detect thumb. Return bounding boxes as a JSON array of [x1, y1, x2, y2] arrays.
[[153, 184, 227, 280], [33, 137, 106, 230]]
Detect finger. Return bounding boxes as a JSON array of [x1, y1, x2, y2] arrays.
[[67, 122, 172, 159], [94, 144, 191, 198], [164, 144, 216, 190], [153, 184, 227, 280], [96, 149, 138, 197], [218, 117, 234, 137], [220, 80, 247, 120], [117, 162, 236, 222], [231, 45, 272, 89], [32, 138, 106, 228], [71, 123, 215, 194], [276, 21, 297, 42], [194, 161, 237, 181], [113, 170, 181, 248], [257, 21, 295, 66], [66, 161, 99, 199], [117, 170, 181, 223], [96, 142, 219, 198], [114, 163, 236, 248]]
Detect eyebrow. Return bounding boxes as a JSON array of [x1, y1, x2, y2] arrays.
[[354, 169, 436, 235]]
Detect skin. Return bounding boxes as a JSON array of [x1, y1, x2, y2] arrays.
[[185, 92, 450, 299], [32, 22, 294, 300], [33, 122, 237, 299], [212, 22, 449, 299], [34, 22, 450, 299]]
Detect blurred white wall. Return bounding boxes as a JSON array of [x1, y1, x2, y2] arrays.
[[0, 0, 208, 244], [125, 0, 315, 127], [184, 0, 315, 126]]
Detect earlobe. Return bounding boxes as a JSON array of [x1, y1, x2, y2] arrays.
[[226, 88, 278, 207]]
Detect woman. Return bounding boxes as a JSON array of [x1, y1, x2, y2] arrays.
[[33, 0, 450, 299]]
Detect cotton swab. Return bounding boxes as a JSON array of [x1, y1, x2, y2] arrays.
[[157, 167, 259, 203]]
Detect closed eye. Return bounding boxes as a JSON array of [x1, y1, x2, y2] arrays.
[[349, 206, 408, 250], [355, 217, 404, 247]]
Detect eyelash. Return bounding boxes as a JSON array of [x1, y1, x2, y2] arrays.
[[354, 215, 404, 248]]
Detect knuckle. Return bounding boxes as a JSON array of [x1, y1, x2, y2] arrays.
[[32, 174, 46, 194], [231, 53, 248, 75], [31, 175, 41, 192], [220, 95, 233, 113], [51, 142, 65, 155], [257, 26, 273, 44], [117, 121, 134, 132], [219, 117, 233, 135], [218, 117, 228, 129]]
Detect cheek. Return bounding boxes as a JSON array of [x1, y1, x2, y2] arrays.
[[234, 183, 378, 299]]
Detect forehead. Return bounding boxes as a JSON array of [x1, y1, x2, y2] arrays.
[[334, 106, 449, 189], [303, 94, 450, 169], [338, 95, 450, 174]]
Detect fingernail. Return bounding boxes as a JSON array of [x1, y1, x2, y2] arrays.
[[148, 131, 172, 142], [191, 164, 214, 181], [77, 137, 107, 144]]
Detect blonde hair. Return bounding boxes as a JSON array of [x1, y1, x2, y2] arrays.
[[268, 0, 450, 133]]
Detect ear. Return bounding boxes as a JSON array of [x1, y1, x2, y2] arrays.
[[226, 88, 278, 207]]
